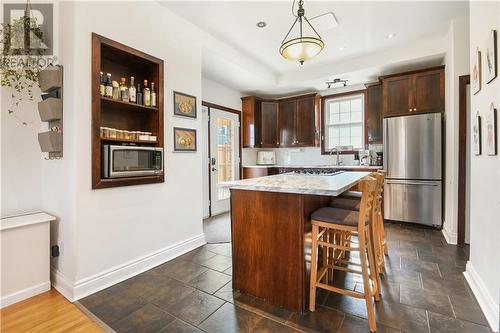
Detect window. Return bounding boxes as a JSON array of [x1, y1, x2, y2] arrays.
[[323, 93, 365, 152]]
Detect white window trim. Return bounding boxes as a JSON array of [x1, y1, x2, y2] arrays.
[[323, 93, 365, 152]]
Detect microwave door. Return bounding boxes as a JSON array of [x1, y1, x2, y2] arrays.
[[108, 145, 158, 178]]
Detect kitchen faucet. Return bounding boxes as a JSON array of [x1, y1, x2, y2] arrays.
[[329, 146, 342, 166]]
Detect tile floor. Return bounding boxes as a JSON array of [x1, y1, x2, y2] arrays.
[[79, 223, 490, 333]]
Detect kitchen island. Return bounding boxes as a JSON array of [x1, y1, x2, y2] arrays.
[[226, 171, 371, 313]]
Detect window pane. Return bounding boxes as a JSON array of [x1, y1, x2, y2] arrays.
[[339, 112, 350, 123], [351, 111, 362, 123], [339, 137, 350, 146], [351, 136, 362, 148], [351, 98, 362, 112], [324, 94, 365, 150], [338, 126, 350, 137], [340, 100, 350, 113], [351, 124, 363, 137]]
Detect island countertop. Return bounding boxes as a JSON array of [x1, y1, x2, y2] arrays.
[[225, 171, 371, 196]]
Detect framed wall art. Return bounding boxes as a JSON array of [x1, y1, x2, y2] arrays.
[[173, 127, 197, 152], [472, 48, 482, 95], [486, 103, 497, 155], [473, 112, 482, 156], [173, 91, 197, 118], [485, 30, 497, 84]]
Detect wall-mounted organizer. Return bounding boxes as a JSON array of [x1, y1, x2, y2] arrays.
[[38, 65, 63, 159]]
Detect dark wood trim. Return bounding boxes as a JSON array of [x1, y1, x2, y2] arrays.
[[276, 92, 318, 103], [378, 65, 445, 80], [457, 74, 470, 247], [202, 101, 241, 115], [204, 101, 243, 217], [320, 89, 367, 155]]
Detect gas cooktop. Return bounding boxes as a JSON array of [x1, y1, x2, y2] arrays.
[[288, 168, 344, 176]]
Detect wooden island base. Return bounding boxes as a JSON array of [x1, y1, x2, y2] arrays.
[[230, 189, 331, 313]]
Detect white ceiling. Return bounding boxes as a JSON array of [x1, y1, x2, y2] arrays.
[[161, 1, 469, 96]]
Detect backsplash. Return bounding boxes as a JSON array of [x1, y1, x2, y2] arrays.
[[242, 145, 383, 167]]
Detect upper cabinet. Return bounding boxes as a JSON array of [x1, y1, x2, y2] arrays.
[[242, 94, 320, 148], [381, 66, 444, 117], [366, 83, 383, 144]]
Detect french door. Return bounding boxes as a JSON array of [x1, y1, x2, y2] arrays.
[[209, 108, 240, 215]]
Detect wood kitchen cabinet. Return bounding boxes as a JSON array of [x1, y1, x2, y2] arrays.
[[278, 94, 319, 147], [366, 83, 383, 144], [381, 66, 444, 117], [241, 96, 262, 148], [279, 100, 296, 146], [242, 167, 278, 179], [261, 102, 279, 147]]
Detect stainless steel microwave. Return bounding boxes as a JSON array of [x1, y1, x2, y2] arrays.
[[102, 145, 163, 178]]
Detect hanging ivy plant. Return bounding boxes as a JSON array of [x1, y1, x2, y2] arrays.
[[0, 11, 51, 125]]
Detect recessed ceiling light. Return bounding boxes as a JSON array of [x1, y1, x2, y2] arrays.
[[386, 33, 396, 39], [256, 21, 267, 28], [339, 46, 345, 51]]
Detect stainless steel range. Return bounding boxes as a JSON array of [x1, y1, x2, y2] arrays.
[[280, 168, 345, 176]]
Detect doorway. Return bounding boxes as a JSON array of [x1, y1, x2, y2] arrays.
[[458, 75, 471, 246]]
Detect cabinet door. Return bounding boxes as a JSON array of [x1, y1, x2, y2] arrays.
[[366, 84, 383, 143], [295, 97, 316, 146], [242, 167, 268, 179], [261, 102, 279, 147], [241, 97, 261, 148], [279, 100, 296, 147], [413, 69, 444, 114], [382, 75, 412, 117]]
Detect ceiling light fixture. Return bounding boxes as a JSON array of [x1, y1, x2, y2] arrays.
[[386, 33, 396, 39], [326, 78, 348, 89], [280, 0, 324, 65], [338, 46, 345, 51], [256, 21, 267, 28]]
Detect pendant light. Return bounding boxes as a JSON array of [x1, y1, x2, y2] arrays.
[[280, 0, 324, 65]]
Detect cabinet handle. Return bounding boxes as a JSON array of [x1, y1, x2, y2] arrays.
[[409, 108, 412, 112], [414, 108, 417, 111]]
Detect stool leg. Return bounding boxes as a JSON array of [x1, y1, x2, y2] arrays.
[[322, 231, 328, 283], [359, 232, 377, 332], [367, 226, 381, 301], [380, 214, 388, 255], [309, 224, 319, 312]]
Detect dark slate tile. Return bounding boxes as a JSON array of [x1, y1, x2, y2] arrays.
[[200, 254, 232, 272], [214, 281, 240, 303], [187, 269, 232, 294], [157, 319, 203, 333], [111, 303, 175, 333], [223, 266, 233, 276], [179, 246, 218, 263], [119, 271, 171, 301], [417, 249, 456, 265], [323, 292, 367, 319], [401, 257, 441, 277], [400, 285, 454, 317], [208, 242, 232, 257], [150, 278, 196, 311], [154, 258, 208, 283], [338, 314, 401, 333], [383, 268, 421, 288], [79, 284, 125, 309], [399, 240, 433, 253], [198, 302, 263, 333], [374, 301, 430, 333], [87, 288, 147, 326], [436, 263, 466, 279], [421, 274, 471, 298], [287, 305, 344, 332], [166, 290, 224, 326], [427, 311, 490, 333], [253, 317, 301, 332], [234, 293, 293, 323], [449, 294, 490, 326]]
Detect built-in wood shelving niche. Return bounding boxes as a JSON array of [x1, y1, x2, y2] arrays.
[[91, 33, 164, 189]]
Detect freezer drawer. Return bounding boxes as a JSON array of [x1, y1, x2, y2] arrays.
[[384, 180, 442, 227]]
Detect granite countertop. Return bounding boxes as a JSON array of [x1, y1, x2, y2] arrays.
[[242, 164, 381, 170], [224, 171, 371, 196]]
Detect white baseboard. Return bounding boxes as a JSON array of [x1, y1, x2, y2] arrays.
[[464, 261, 500, 332], [70, 233, 206, 301], [441, 223, 457, 244], [51, 268, 76, 302], [0, 281, 51, 308]]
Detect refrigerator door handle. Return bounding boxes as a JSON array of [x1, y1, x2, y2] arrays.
[[386, 180, 440, 186]]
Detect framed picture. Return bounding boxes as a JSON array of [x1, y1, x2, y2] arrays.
[[486, 103, 497, 155], [472, 48, 482, 94], [173, 91, 197, 118], [486, 30, 497, 84], [173, 127, 197, 152], [473, 112, 482, 155]]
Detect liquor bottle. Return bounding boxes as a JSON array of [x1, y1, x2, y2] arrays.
[[129, 76, 136, 103], [120, 77, 129, 102], [105, 73, 113, 98], [150, 82, 156, 107], [99, 72, 105, 96], [143, 80, 151, 106], [136, 83, 143, 105]]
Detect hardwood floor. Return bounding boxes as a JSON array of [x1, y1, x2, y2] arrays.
[[0, 289, 104, 333]]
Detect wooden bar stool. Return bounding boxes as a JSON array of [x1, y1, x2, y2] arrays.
[[331, 171, 388, 274], [309, 177, 381, 332]]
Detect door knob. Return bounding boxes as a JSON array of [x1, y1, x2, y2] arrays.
[[212, 167, 218, 171]]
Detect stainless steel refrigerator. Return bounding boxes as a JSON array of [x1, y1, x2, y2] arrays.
[[383, 113, 442, 227]]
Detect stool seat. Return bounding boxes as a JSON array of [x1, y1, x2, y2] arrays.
[[341, 191, 362, 199], [311, 207, 367, 227], [330, 197, 361, 211]]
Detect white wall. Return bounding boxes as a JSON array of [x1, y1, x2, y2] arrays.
[[202, 77, 243, 111], [464, 2, 500, 331], [442, 15, 471, 244]]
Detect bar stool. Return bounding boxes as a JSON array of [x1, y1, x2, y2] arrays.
[[309, 177, 380, 332], [331, 171, 388, 273]]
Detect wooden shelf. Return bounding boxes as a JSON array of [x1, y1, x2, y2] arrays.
[[101, 137, 157, 144], [101, 96, 158, 112], [92, 33, 164, 189]]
